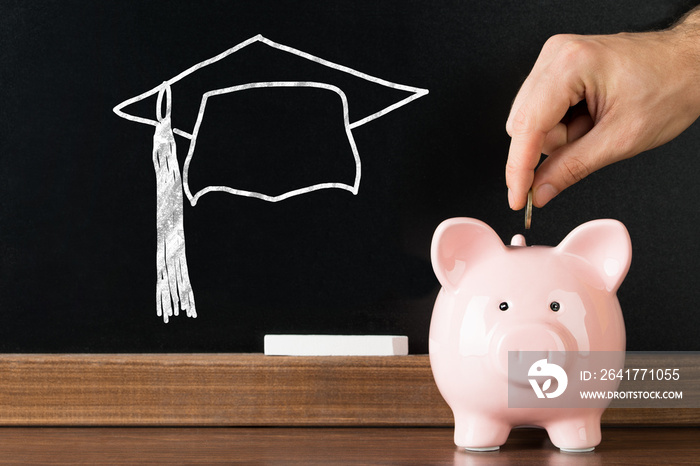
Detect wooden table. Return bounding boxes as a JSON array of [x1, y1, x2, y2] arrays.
[[0, 427, 697, 464]]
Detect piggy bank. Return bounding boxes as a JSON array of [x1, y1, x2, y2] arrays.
[[429, 218, 631, 452]]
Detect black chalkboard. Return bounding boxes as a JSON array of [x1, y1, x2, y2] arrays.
[[1, 0, 698, 353]]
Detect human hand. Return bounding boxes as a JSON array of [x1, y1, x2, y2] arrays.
[[505, 10, 700, 210]]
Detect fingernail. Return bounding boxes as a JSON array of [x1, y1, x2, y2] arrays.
[[508, 188, 515, 209], [535, 184, 558, 207]]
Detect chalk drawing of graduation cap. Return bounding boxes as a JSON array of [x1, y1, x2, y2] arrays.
[[114, 34, 429, 323]]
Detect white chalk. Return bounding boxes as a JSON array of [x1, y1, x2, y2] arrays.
[[264, 335, 408, 356]]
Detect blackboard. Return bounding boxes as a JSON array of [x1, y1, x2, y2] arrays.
[[1, 0, 698, 353]]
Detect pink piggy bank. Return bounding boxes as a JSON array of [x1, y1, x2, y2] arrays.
[[429, 218, 631, 452]]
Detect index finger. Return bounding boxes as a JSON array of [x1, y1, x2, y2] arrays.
[[505, 72, 584, 209]]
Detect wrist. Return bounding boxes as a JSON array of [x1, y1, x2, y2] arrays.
[[668, 7, 700, 114]]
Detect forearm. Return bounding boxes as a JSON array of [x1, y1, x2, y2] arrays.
[[673, 4, 700, 29]]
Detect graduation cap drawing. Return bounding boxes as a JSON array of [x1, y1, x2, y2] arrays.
[[113, 34, 429, 323]]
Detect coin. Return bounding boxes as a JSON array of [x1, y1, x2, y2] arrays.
[[525, 188, 533, 230]]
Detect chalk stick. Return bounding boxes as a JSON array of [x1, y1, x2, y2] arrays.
[[264, 335, 408, 356]]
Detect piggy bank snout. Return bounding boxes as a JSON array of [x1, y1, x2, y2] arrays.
[[493, 324, 578, 378]]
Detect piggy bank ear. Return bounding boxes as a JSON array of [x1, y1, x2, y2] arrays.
[[431, 218, 506, 292], [556, 219, 632, 293]]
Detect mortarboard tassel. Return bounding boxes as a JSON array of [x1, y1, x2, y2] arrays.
[[152, 83, 197, 322]]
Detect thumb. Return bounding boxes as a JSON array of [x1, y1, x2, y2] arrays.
[[531, 123, 621, 207]]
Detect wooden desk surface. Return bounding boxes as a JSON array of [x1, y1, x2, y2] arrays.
[[0, 427, 696, 464]]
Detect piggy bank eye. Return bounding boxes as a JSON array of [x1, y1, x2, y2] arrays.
[[550, 301, 561, 312], [499, 302, 509, 311]]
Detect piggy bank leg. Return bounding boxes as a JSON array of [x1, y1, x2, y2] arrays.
[[545, 414, 602, 452], [453, 414, 511, 451]]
